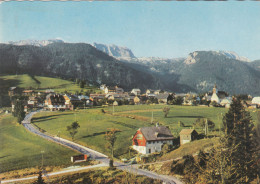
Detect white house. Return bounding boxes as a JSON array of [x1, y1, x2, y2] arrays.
[[132, 125, 174, 154], [220, 98, 231, 108], [131, 89, 141, 96]]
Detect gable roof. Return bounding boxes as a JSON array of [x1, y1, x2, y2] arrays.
[[156, 93, 169, 99], [139, 126, 174, 141], [9, 87, 17, 91], [179, 129, 197, 135]]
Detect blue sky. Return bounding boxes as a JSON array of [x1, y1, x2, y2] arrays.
[[0, 1, 260, 60]]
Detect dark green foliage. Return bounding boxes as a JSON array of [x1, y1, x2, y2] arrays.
[[79, 80, 85, 88], [171, 160, 184, 175], [109, 159, 114, 168], [197, 150, 207, 169], [193, 118, 215, 129], [12, 99, 25, 124], [66, 121, 80, 141], [173, 96, 183, 105], [105, 128, 118, 167], [161, 143, 172, 155], [205, 97, 258, 183], [33, 171, 46, 184]]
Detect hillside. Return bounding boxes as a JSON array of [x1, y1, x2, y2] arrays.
[[0, 43, 160, 91], [1, 41, 260, 95], [120, 51, 260, 95], [0, 74, 100, 107]]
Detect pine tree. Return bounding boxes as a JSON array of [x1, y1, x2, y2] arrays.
[[198, 136, 238, 184], [222, 97, 257, 183]]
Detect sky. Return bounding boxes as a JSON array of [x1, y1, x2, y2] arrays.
[[0, 1, 260, 60]]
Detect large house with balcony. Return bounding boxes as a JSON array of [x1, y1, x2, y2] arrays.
[[45, 94, 66, 111], [132, 125, 174, 154]]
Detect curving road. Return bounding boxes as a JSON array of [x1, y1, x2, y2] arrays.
[[3, 111, 183, 184]]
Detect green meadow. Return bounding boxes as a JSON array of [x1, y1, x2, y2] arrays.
[[32, 105, 260, 158], [0, 114, 77, 173], [0, 74, 100, 94]]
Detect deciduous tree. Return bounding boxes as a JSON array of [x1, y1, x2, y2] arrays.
[[66, 121, 80, 141]]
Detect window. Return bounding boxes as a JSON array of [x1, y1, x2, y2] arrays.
[[137, 134, 143, 140]]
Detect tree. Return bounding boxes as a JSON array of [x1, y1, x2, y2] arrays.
[[79, 80, 85, 88], [161, 143, 172, 155], [75, 78, 80, 84], [173, 96, 183, 105], [33, 171, 46, 184], [198, 136, 239, 184], [222, 97, 257, 183], [162, 107, 170, 118], [13, 99, 25, 124], [105, 128, 118, 167], [66, 121, 80, 141]]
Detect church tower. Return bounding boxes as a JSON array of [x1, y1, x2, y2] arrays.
[[211, 84, 220, 104], [212, 84, 218, 94]]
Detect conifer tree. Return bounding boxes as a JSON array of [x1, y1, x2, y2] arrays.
[[222, 97, 257, 183]]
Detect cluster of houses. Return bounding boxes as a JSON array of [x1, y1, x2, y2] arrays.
[[8, 84, 260, 112]]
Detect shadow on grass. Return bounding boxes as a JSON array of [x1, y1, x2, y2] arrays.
[[108, 120, 138, 129], [167, 115, 204, 118], [32, 113, 73, 123], [81, 131, 107, 138], [0, 155, 10, 159]]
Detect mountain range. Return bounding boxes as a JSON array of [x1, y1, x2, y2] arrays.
[[1, 39, 260, 95]]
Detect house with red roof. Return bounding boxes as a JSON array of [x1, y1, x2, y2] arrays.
[[132, 124, 174, 154]]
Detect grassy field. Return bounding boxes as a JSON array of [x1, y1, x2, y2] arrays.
[[0, 74, 100, 93], [0, 113, 79, 173], [32, 105, 259, 159]]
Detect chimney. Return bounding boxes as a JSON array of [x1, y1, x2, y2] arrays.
[[156, 122, 159, 127]]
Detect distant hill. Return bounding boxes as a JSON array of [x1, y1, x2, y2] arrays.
[[0, 43, 160, 91], [248, 60, 260, 72]]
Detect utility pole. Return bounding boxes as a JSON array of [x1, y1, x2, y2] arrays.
[[113, 104, 114, 115], [151, 111, 154, 123], [41, 150, 45, 169]]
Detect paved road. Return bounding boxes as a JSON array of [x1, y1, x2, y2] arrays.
[[2, 111, 183, 184], [2, 164, 106, 184]]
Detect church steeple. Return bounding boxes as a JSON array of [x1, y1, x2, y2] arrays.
[[213, 83, 218, 94]]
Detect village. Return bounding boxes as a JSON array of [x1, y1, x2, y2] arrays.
[[5, 83, 260, 157], [7, 84, 260, 113]]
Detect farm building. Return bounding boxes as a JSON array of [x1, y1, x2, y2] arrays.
[[132, 125, 174, 154], [179, 129, 198, 145]]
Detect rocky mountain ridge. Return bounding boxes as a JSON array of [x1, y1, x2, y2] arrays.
[[1, 40, 260, 95]]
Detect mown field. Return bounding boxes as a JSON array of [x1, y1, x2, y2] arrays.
[[0, 113, 78, 173], [0, 74, 100, 93], [32, 105, 260, 159]]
